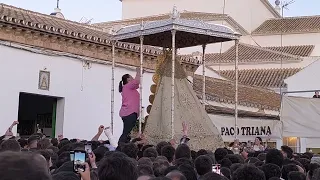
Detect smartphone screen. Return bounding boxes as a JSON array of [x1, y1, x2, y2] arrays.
[[212, 164, 221, 175], [70, 151, 74, 161], [73, 151, 86, 173], [85, 143, 92, 154]]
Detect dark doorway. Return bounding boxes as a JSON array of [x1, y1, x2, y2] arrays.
[[17, 92, 57, 138]]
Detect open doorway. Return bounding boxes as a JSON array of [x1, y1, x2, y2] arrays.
[[17, 92, 57, 138]]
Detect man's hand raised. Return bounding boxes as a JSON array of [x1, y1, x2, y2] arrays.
[[98, 125, 104, 134]]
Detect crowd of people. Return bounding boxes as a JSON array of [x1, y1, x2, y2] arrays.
[[1, 71, 320, 180], [1, 121, 320, 180]]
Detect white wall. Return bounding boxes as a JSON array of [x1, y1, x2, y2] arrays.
[[285, 59, 320, 97], [122, 0, 276, 33], [252, 33, 320, 56], [194, 65, 226, 80], [0, 44, 154, 141], [282, 60, 320, 152]]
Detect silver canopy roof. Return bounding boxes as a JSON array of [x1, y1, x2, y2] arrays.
[[112, 7, 240, 49]]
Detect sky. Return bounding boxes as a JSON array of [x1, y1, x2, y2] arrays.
[[0, 0, 319, 23]]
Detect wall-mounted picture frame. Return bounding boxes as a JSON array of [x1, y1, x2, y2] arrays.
[[38, 70, 50, 91]]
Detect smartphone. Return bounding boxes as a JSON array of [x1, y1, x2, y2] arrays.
[[73, 150, 86, 173], [70, 151, 74, 161], [85, 143, 92, 154], [212, 164, 221, 175]]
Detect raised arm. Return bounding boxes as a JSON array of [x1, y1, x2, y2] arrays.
[[91, 125, 104, 141], [180, 121, 190, 144], [135, 67, 141, 81], [104, 127, 118, 148], [170, 121, 190, 148], [5, 121, 19, 136], [127, 67, 142, 90]]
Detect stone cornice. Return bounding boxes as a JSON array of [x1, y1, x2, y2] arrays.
[[0, 23, 200, 75]]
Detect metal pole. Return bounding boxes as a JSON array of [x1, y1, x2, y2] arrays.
[[202, 44, 206, 108], [111, 41, 115, 134], [235, 39, 239, 140], [282, 90, 320, 95], [280, 6, 284, 95], [171, 30, 176, 139], [139, 35, 144, 136]]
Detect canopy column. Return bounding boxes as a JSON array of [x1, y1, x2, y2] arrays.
[[202, 44, 206, 108], [171, 30, 176, 139], [234, 39, 239, 140], [139, 34, 144, 135], [111, 40, 115, 134]]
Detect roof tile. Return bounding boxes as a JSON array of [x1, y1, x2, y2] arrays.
[[0, 4, 111, 43], [219, 68, 301, 88], [0, 4, 203, 64], [266, 45, 314, 57], [252, 16, 320, 35], [183, 43, 303, 65], [193, 75, 281, 110]]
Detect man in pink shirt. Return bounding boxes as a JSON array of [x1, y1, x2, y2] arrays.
[[118, 67, 142, 144]]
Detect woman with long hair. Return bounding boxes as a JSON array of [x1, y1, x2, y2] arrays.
[[118, 67, 142, 144], [253, 137, 265, 152]]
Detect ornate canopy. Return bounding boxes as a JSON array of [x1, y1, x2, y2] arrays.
[[112, 7, 240, 48]]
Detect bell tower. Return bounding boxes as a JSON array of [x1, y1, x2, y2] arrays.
[[120, 0, 188, 20], [50, 0, 65, 19]]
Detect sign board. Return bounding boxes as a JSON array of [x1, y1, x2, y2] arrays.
[[282, 96, 320, 138], [209, 114, 282, 142]]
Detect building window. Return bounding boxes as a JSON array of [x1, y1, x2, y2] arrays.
[[283, 137, 300, 153]]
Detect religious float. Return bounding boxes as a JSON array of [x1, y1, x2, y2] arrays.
[[110, 7, 241, 150]]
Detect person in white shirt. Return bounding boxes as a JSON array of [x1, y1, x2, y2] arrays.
[[253, 137, 265, 152]]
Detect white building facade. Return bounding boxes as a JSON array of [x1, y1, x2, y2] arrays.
[[284, 59, 320, 153], [0, 42, 153, 141]]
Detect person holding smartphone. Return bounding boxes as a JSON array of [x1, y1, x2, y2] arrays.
[[118, 67, 143, 144]]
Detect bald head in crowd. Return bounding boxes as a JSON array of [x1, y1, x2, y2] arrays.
[[166, 170, 187, 180]]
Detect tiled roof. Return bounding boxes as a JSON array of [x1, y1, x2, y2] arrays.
[[202, 43, 302, 65], [252, 16, 320, 35], [0, 4, 204, 65], [0, 4, 111, 43], [205, 105, 279, 120], [219, 68, 301, 88], [0, 4, 159, 55], [265, 45, 315, 57], [94, 11, 249, 35], [193, 75, 281, 111]]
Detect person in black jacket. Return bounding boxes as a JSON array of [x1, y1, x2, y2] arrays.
[[313, 91, 320, 98]]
